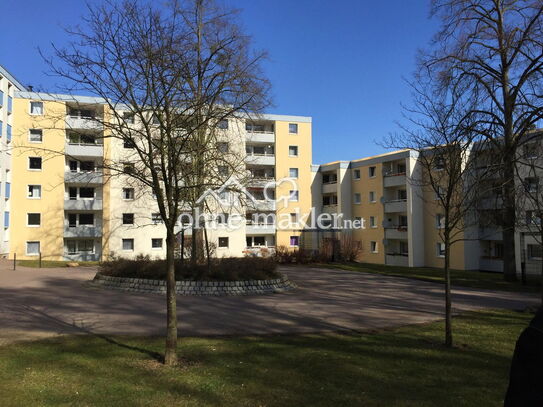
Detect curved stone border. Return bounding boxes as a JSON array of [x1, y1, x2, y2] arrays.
[[91, 273, 296, 296]]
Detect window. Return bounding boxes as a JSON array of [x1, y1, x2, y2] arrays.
[[435, 186, 445, 200], [400, 241, 409, 255], [79, 213, 94, 225], [28, 157, 42, 170], [370, 216, 377, 228], [123, 112, 135, 124], [528, 244, 542, 260], [79, 188, 94, 199], [68, 214, 77, 227], [122, 238, 134, 251], [437, 242, 446, 257], [30, 101, 43, 115], [26, 241, 40, 255], [369, 166, 376, 177], [69, 187, 77, 200], [152, 213, 163, 224], [217, 142, 229, 153], [398, 189, 407, 200], [79, 240, 94, 252], [526, 211, 542, 225], [216, 213, 229, 224], [289, 168, 299, 178], [250, 236, 266, 247], [27, 213, 41, 227], [290, 213, 298, 224], [67, 240, 77, 254], [524, 177, 538, 193], [69, 160, 78, 172], [369, 191, 376, 203], [123, 213, 134, 225], [28, 185, 41, 199], [29, 129, 43, 143], [436, 214, 445, 229], [322, 195, 338, 206], [218, 166, 229, 176], [80, 161, 95, 172], [152, 238, 163, 249], [151, 114, 160, 125], [370, 241, 378, 253], [290, 235, 299, 247], [288, 146, 298, 156], [354, 193, 361, 204], [218, 237, 229, 248], [123, 163, 135, 174], [435, 156, 445, 170], [123, 188, 135, 200], [353, 169, 360, 180], [322, 173, 337, 184], [3, 211, 9, 228], [123, 139, 136, 149], [289, 123, 298, 134], [289, 190, 299, 201], [217, 119, 229, 130], [524, 143, 539, 160]]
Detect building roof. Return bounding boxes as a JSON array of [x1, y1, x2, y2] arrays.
[[0, 64, 27, 91]]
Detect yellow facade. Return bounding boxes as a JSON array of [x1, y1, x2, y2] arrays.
[[10, 97, 66, 260]]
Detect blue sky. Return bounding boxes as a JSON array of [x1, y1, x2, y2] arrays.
[[1, 0, 438, 164]]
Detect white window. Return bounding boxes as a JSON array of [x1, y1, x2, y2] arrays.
[[26, 241, 40, 255], [27, 213, 41, 227], [218, 237, 229, 248], [152, 213, 163, 224], [435, 186, 445, 200], [122, 188, 134, 200], [289, 123, 298, 134], [29, 129, 43, 143], [369, 191, 376, 203], [354, 193, 361, 204], [369, 166, 376, 177], [370, 216, 377, 228], [28, 157, 42, 170], [77, 240, 94, 253], [289, 168, 299, 178], [289, 190, 299, 201], [370, 241, 378, 253], [436, 214, 445, 229], [27, 185, 41, 199], [289, 146, 298, 156], [437, 242, 446, 257], [353, 169, 360, 180], [151, 238, 163, 249], [30, 101, 44, 115], [122, 238, 134, 251]]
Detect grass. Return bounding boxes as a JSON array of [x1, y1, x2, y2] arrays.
[[0, 309, 531, 406], [16, 260, 100, 268], [317, 261, 541, 293]]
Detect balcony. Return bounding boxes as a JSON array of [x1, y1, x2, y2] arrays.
[[384, 174, 406, 188], [64, 199, 103, 211], [65, 171, 103, 184], [322, 182, 338, 194], [64, 225, 102, 238], [246, 131, 275, 143], [385, 227, 408, 240], [245, 154, 275, 166], [479, 227, 502, 240], [65, 115, 103, 130], [246, 223, 276, 234], [384, 199, 407, 213], [322, 204, 338, 214], [385, 254, 409, 267], [65, 143, 104, 158], [248, 200, 276, 211]]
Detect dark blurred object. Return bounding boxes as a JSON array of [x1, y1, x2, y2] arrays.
[[504, 307, 543, 406]]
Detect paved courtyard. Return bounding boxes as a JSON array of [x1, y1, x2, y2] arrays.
[[0, 261, 538, 344]]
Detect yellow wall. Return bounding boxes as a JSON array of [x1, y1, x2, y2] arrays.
[[274, 120, 312, 248], [351, 163, 385, 264], [10, 98, 66, 260]]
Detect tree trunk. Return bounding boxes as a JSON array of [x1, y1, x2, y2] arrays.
[[502, 156, 517, 281], [191, 208, 198, 264], [180, 229, 185, 265], [203, 224, 211, 273], [540, 231, 543, 306], [444, 235, 453, 348], [164, 230, 178, 365]]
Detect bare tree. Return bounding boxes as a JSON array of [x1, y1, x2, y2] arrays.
[[425, 0, 543, 281], [389, 79, 484, 347], [43, 0, 270, 365]]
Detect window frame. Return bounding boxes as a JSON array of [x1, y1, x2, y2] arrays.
[[288, 145, 299, 157], [26, 241, 40, 256], [29, 101, 44, 116], [27, 213, 41, 227], [27, 184, 41, 199], [28, 129, 43, 143], [122, 238, 135, 251], [218, 237, 229, 248], [28, 157, 42, 171]]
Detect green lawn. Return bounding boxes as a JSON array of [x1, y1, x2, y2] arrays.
[[318, 262, 541, 293], [16, 260, 100, 268], [0, 309, 530, 406]]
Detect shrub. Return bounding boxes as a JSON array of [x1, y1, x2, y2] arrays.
[[99, 255, 279, 281]]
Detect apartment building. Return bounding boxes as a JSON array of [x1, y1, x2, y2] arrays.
[[8, 90, 312, 261], [0, 65, 26, 256]]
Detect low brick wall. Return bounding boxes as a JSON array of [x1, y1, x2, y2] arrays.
[[91, 273, 296, 296]]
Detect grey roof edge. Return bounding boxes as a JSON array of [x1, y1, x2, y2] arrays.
[[0, 65, 27, 91], [350, 150, 411, 168]]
